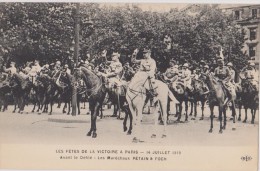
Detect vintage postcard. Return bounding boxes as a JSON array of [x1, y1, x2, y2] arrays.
[[0, 2, 259, 171]]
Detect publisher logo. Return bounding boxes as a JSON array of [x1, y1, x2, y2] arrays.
[[241, 155, 252, 162]]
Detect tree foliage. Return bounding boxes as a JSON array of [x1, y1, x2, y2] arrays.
[[0, 3, 247, 71]]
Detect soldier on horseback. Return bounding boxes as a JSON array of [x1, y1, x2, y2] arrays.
[[163, 59, 179, 83], [4, 61, 17, 76], [99, 52, 123, 90], [214, 58, 236, 104], [180, 63, 193, 93], [132, 48, 158, 96], [241, 62, 258, 91]]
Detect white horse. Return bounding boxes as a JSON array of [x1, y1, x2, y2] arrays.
[[126, 72, 177, 142]]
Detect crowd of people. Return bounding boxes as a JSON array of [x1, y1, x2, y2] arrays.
[[0, 47, 258, 116]]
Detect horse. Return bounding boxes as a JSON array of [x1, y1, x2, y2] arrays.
[[239, 79, 258, 124], [126, 72, 176, 142], [190, 77, 208, 120], [203, 72, 236, 133], [59, 71, 83, 115], [73, 67, 106, 138], [35, 74, 60, 115], [9, 73, 33, 114], [169, 80, 192, 122]]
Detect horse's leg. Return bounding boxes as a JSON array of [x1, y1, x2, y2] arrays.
[[77, 95, 81, 115], [63, 102, 67, 114], [200, 100, 205, 120], [209, 105, 214, 133], [32, 102, 36, 113], [68, 101, 71, 115], [218, 105, 223, 133], [176, 102, 182, 122], [92, 102, 101, 138], [243, 108, 247, 123], [238, 101, 242, 121], [223, 106, 227, 130], [49, 100, 53, 115], [231, 100, 236, 130], [87, 101, 94, 136], [185, 101, 188, 121], [251, 108, 255, 124], [189, 101, 193, 116], [123, 105, 129, 132], [194, 101, 197, 118]]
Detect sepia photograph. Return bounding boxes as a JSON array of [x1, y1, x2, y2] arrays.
[[0, 2, 259, 171]]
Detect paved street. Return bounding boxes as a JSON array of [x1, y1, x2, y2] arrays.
[[0, 103, 258, 146]]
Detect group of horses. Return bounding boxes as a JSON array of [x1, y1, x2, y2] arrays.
[[0, 64, 258, 142]]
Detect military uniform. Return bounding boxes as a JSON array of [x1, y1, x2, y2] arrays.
[[180, 64, 192, 91], [214, 64, 236, 99], [164, 65, 179, 81]]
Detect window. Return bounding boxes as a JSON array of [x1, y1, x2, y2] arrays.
[[249, 46, 256, 57], [252, 9, 257, 19], [234, 10, 240, 20], [249, 28, 257, 40]]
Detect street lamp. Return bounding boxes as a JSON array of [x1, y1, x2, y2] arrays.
[[72, 3, 94, 116]]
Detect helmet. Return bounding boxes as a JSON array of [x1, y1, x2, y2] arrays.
[[250, 63, 255, 67], [204, 65, 209, 69], [143, 48, 151, 54], [112, 52, 120, 58], [56, 61, 61, 65], [227, 62, 233, 67], [64, 64, 68, 68], [183, 63, 189, 67]]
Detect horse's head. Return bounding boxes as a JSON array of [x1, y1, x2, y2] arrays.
[[241, 79, 257, 93], [9, 74, 19, 87], [73, 67, 82, 81]]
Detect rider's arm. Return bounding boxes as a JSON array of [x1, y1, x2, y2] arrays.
[[224, 67, 231, 82]]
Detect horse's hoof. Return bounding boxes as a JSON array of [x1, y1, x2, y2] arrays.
[[251, 121, 254, 124], [229, 118, 233, 121], [232, 128, 236, 131], [219, 130, 223, 134], [48, 113, 52, 115], [189, 113, 192, 116], [117, 116, 120, 120], [127, 131, 131, 135], [243, 120, 246, 123], [191, 118, 195, 120], [132, 137, 139, 143], [151, 134, 156, 138], [38, 112, 41, 115], [31, 111, 34, 113], [123, 127, 127, 132], [209, 129, 213, 133], [92, 133, 97, 138], [222, 126, 226, 130], [174, 115, 178, 117], [87, 132, 92, 136], [199, 117, 204, 120], [238, 117, 241, 121], [78, 113, 80, 115], [26, 112, 29, 114], [111, 115, 117, 117], [159, 121, 164, 125], [161, 134, 167, 138], [12, 111, 15, 113], [185, 118, 188, 122], [86, 112, 90, 115]]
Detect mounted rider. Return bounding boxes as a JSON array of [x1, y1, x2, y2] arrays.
[[163, 59, 179, 83], [28, 60, 42, 83], [101, 52, 123, 89], [180, 63, 193, 93], [214, 58, 236, 103], [241, 62, 258, 91], [4, 61, 17, 76], [131, 48, 158, 96]]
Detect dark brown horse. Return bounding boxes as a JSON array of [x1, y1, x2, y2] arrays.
[[74, 67, 106, 138], [239, 79, 258, 124], [190, 77, 208, 120], [204, 73, 236, 133], [9, 73, 33, 114]]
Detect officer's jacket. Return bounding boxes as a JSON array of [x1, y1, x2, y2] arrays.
[[165, 67, 179, 79], [214, 66, 231, 80]]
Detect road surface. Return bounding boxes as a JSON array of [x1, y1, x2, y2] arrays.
[[0, 103, 258, 146]]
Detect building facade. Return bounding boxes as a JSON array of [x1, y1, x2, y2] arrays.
[[222, 5, 260, 68]]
